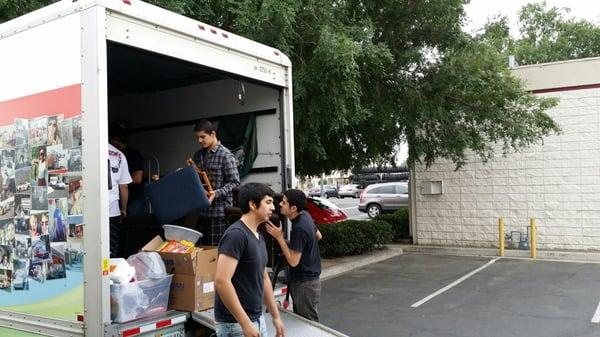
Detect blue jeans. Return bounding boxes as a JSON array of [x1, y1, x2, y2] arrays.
[[215, 315, 267, 337]]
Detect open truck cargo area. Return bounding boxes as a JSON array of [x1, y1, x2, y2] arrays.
[[0, 1, 349, 336], [106, 40, 291, 190]]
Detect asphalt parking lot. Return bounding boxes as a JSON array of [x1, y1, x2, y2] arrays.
[[320, 253, 600, 337]]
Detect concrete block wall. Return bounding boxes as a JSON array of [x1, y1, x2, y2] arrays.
[[414, 88, 600, 250]]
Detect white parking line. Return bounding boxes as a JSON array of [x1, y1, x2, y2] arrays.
[[411, 257, 500, 308], [591, 302, 600, 323], [340, 207, 357, 210]]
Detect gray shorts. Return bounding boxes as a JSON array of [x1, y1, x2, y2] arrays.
[[289, 277, 321, 322]]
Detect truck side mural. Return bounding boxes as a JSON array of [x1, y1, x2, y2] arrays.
[[0, 86, 84, 322], [0, 10, 84, 327]]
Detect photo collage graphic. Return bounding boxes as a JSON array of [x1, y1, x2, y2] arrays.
[[0, 115, 83, 291]]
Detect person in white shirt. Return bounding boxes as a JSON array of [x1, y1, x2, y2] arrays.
[[109, 142, 132, 257]]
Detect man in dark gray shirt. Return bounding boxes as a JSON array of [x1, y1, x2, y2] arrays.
[[214, 183, 285, 337], [266, 189, 323, 322]]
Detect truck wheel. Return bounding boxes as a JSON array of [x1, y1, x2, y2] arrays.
[[367, 204, 381, 218], [324, 192, 329, 199]]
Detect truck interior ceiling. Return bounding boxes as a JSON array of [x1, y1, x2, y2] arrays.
[[106, 41, 282, 182]]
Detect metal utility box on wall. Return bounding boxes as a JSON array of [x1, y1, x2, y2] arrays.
[[421, 180, 443, 195]]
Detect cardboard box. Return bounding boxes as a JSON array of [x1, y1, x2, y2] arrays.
[[170, 273, 215, 312], [143, 235, 218, 311]]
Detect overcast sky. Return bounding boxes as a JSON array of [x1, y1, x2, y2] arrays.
[[463, 0, 600, 36]]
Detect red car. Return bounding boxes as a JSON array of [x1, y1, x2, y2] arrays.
[[305, 196, 348, 225]]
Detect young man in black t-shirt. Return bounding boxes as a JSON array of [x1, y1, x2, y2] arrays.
[[265, 189, 323, 322], [214, 183, 285, 337]]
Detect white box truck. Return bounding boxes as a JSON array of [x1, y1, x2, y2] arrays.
[[0, 1, 348, 336]]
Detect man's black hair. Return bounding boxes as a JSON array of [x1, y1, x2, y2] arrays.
[[194, 119, 217, 134], [238, 183, 274, 214], [109, 121, 127, 142], [283, 189, 306, 212]]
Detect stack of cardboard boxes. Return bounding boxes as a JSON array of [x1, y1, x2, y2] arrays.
[[143, 236, 218, 312]]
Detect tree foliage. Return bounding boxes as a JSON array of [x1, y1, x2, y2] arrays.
[[0, 0, 54, 23], [478, 2, 600, 65], [1, 0, 560, 174], [407, 42, 559, 168]]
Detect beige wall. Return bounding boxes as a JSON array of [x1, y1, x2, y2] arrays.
[[414, 58, 600, 250], [513, 57, 600, 92]]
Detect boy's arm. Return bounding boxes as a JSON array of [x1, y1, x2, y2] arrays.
[[265, 221, 302, 267], [316, 229, 323, 241], [263, 270, 285, 337], [215, 153, 240, 200], [118, 184, 128, 218], [214, 254, 259, 337]]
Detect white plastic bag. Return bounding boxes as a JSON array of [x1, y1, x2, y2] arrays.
[[127, 252, 167, 281], [109, 258, 136, 284], [111, 282, 149, 322]]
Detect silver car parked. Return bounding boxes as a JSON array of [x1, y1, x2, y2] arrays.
[[358, 181, 409, 218], [308, 185, 338, 198], [338, 184, 364, 198]]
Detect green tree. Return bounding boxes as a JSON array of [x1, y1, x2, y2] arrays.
[[1, 0, 560, 174], [0, 0, 54, 23], [478, 2, 600, 65], [406, 41, 559, 168]]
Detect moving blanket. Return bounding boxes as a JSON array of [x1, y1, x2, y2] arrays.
[[147, 166, 210, 224]]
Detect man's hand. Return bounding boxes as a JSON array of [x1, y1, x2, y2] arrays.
[[265, 221, 302, 267], [272, 317, 285, 337], [265, 221, 283, 240], [241, 321, 260, 337], [208, 191, 216, 204]]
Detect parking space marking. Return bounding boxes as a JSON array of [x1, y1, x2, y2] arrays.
[[591, 302, 600, 323], [411, 257, 500, 308], [340, 207, 357, 210]]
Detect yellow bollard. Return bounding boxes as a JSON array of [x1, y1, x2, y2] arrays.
[[499, 217, 505, 257], [530, 218, 537, 259]]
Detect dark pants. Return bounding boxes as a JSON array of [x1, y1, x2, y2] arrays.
[[109, 216, 120, 257], [289, 277, 321, 322], [198, 216, 227, 246], [127, 198, 146, 216], [176, 213, 228, 246]]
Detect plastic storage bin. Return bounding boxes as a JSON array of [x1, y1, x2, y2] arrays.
[[110, 274, 173, 323]]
